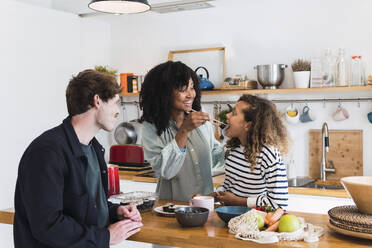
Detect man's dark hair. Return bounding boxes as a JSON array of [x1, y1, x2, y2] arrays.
[[66, 69, 121, 116], [139, 61, 201, 136]]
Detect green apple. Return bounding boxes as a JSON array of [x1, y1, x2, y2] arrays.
[[255, 213, 265, 230], [278, 214, 301, 233]]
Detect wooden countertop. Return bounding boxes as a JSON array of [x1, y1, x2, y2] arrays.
[[126, 200, 372, 247], [289, 187, 349, 198], [120, 170, 349, 198], [2, 201, 371, 247], [0, 208, 14, 225]]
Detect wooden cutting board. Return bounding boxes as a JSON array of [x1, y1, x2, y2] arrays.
[[309, 130, 363, 180]]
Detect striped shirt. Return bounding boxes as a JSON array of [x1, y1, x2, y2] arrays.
[[220, 144, 288, 209]]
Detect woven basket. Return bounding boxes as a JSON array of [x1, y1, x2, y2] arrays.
[[328, 205, 372, 234]]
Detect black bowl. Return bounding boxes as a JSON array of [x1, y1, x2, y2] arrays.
[[174, 207, 209, 227], [216, 206, 251, 224]]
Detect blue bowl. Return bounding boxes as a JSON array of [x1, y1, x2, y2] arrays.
[[216, 206, 251, 224]]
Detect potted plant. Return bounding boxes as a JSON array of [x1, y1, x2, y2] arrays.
[[291, 59, 311, 88], [94, 65, 118, 78], [218, 105, 233, 125]]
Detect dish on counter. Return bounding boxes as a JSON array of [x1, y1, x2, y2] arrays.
[[216, 206, 251, 223], [340, 176, 372, 215], [153, 204, 189, 217], [174, 207, 209, 227], [109, 191, 158, 212], [328, 223, 372, 240]]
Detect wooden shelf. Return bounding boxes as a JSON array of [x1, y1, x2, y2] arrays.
[[120, 92, 139, 97], [202, 85, 372, 95], [120, 86, 372, 97]]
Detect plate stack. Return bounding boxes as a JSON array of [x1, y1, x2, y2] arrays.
[[328, 205, 372, 239]]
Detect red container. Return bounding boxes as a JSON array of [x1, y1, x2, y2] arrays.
[[108, 165, 120, 197], [109, 145, 144, 165]]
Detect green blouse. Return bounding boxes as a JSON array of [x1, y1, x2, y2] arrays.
[[141, 120, 225, 201]]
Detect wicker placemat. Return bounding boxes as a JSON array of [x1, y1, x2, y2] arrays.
[[330, 218, 372, 234], [328, 205, 372, 232], [328, 223, 372, 240]]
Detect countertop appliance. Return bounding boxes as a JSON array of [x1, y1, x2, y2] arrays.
[[254, 64, 287, 89], [109, 145, 149, 169]]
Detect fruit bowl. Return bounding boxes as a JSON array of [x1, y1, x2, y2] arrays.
[[341, 176, 372, 215], [216, 206, 251, 224]]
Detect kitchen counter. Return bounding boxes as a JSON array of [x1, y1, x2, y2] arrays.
[[0, 208, 13, 225], [119, 170, 225, 188], [2, 200, 371, 247], [119, 170, 349, 198], [128, 201, 371, 247], [289, 187, 348, 198], [0, 222, 176, 248]]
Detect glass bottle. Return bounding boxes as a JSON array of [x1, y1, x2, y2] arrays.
[[361, 56, 366, 86], [322, 48, 336, 87], [350, 56, 362, 86], [335, 48, 347, 86]]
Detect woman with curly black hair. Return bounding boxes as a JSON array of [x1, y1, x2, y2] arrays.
[[140, 61, 225, 201]]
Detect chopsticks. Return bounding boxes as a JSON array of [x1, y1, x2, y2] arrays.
[[190, 109, 226, 126]]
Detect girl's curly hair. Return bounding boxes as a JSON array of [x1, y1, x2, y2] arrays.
[[226, 94, 288, 169], [139, 61, 201, 136]]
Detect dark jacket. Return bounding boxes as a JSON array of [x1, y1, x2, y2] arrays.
[[14, 117, 119, 248]]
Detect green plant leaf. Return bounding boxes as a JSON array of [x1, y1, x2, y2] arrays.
[[94, 65, 118, 78], [218, 105, 233, 123]]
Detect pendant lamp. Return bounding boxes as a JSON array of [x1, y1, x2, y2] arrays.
[[89, 0, 150, 14]]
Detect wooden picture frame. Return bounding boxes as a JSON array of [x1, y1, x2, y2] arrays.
[[168, 47, 226, 89]]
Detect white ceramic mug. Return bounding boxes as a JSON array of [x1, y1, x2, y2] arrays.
[[190, 196, 214, 219], [333, 106, 350, 121], [285, 105, 299, 124]]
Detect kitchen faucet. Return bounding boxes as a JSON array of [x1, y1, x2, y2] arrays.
[[320, 122, 336, 180]]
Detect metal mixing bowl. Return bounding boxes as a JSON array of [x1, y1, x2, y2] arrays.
[[254, 64, 288, 89], [114, 122, 137, 145]]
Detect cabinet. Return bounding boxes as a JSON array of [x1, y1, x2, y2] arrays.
[[118, 179, 353, 214], [287, 194, 353, 214]]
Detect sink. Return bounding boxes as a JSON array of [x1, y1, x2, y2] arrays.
[[302, 183, 344, 190], [288, 177, 344, 190], [288, 177, 315, 187]]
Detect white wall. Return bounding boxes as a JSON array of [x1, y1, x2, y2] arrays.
[[2, 0, 372, 211], [0, 0, 111, 209], [15, 0, 52, 8], [109, 0, 371, 79], [107, 0, 372, 177]]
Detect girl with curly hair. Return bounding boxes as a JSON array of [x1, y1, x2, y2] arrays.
[[139, 61, 224, 201], [214, 94, 289, 209]]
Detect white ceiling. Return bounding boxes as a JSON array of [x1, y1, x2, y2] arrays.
[[15, 0, 215, 15]]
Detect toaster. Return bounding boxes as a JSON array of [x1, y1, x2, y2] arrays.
[[109, 145, 147, 167]]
